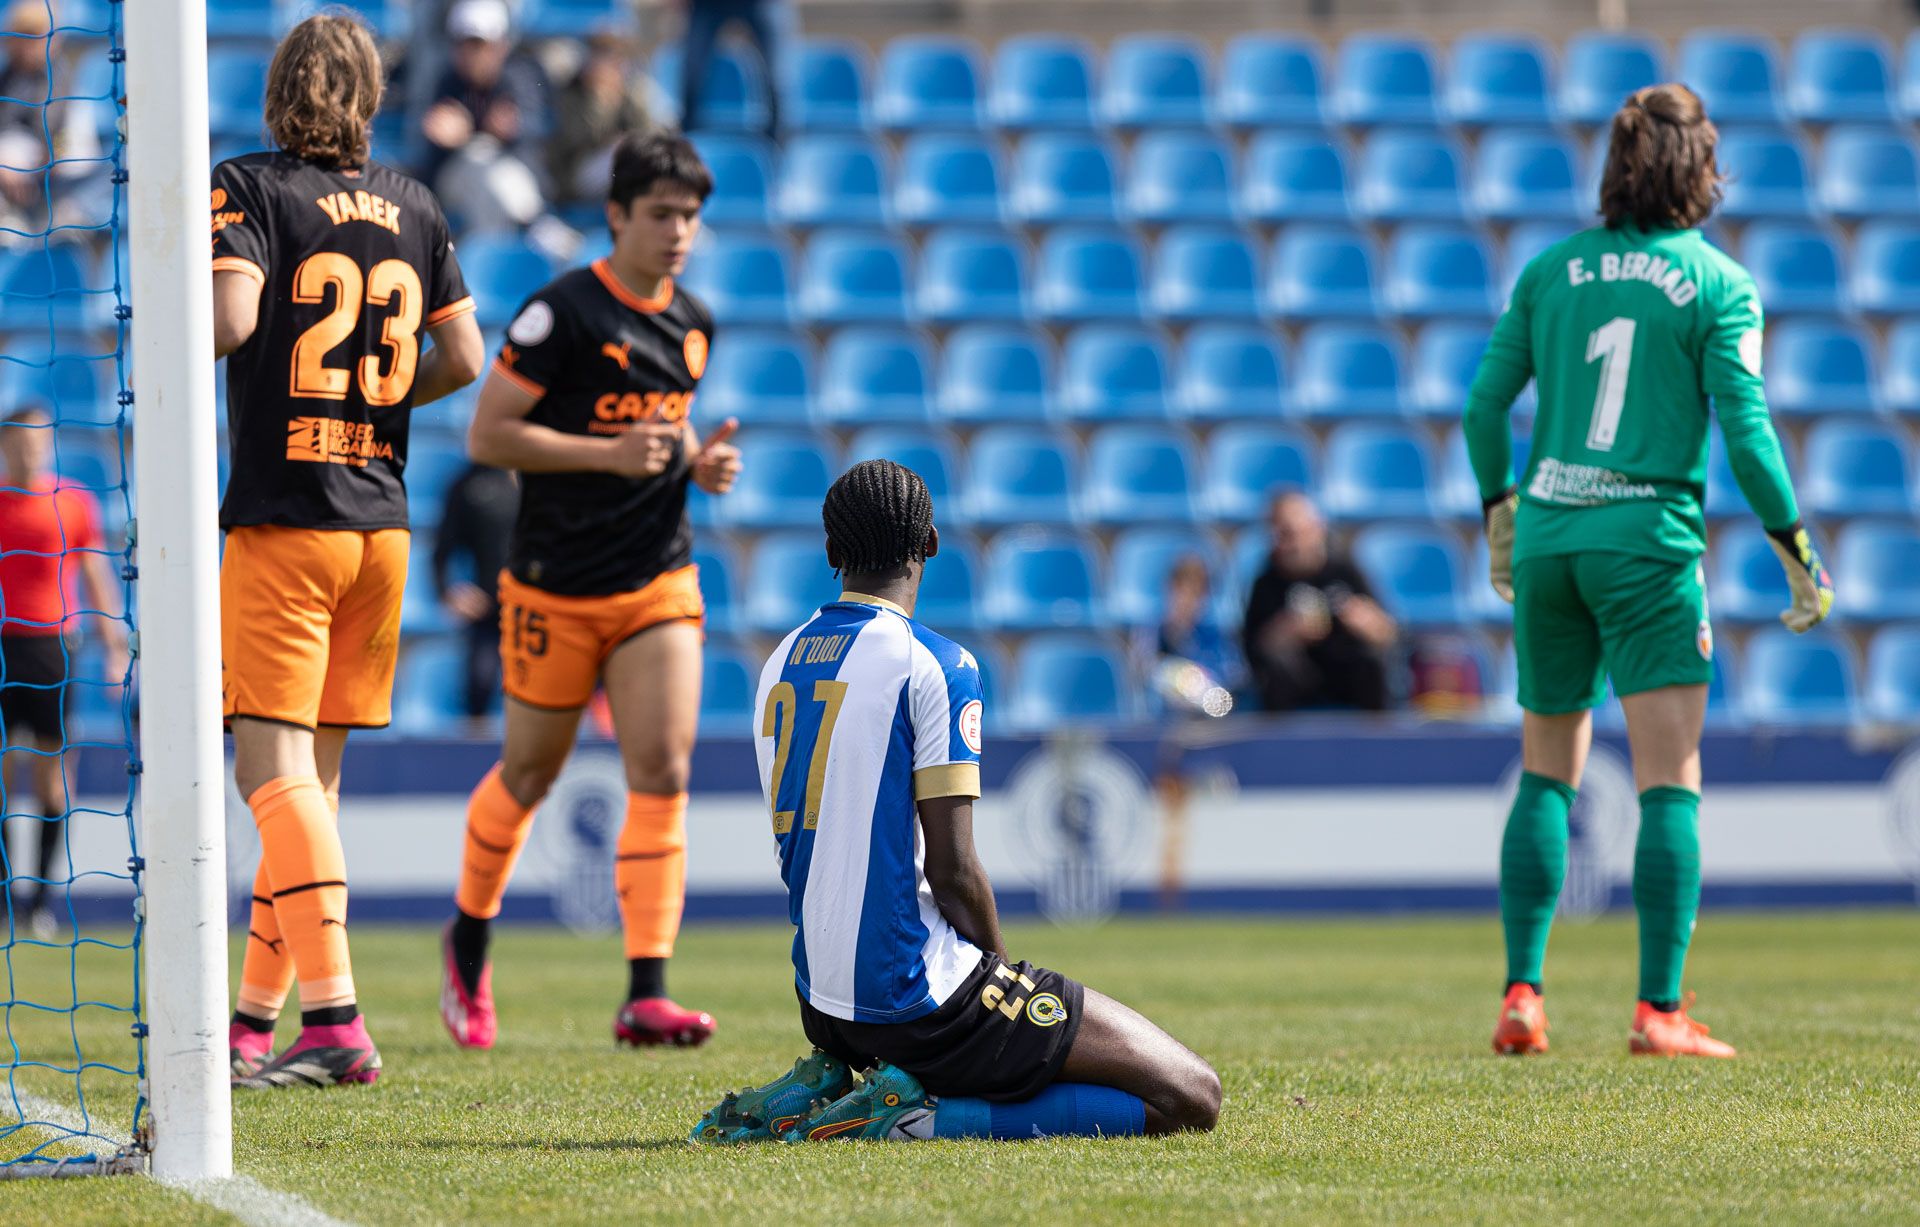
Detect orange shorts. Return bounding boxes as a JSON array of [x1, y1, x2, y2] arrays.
[[497, 565, 705, 710], [221, 525, 408, 729]]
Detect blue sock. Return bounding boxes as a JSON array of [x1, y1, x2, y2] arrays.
[[931, 1083, 1147, 1140]]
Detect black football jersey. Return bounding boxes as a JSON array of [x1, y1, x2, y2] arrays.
[[492, 260, 715, 596], [211, 152, 474, 531]]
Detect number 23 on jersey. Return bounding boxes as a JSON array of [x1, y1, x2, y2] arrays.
[[289, 252, 423, 406]]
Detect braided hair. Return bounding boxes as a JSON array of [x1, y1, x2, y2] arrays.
[[822, 459, 934, 579]]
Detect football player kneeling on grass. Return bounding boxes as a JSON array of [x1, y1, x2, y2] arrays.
[[693, 460, 1221, 1144]]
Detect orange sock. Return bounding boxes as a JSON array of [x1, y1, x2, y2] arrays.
[[236, 791, 338, 1021], [615, 792, 687, 959], [455, 764, 537, 920], [249, 776, 354, 1010]]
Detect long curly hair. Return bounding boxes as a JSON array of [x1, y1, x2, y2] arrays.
[[263, 12, 383, 168], [1598, 83, 1724, 231]]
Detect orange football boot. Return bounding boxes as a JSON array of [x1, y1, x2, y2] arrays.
[[1492, 983, 1549, 1055], [1629, 994, 1737, 1058]]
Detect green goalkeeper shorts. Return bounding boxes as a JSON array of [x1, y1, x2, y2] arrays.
[[1512, 551, 1715, 715]]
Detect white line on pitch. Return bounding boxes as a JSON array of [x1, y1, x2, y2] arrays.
[[15, 1093, 362, 1227]]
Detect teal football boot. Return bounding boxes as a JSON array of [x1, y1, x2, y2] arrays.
[[689, 1050, 855, 1145], [780, 1062, 935, 1143]]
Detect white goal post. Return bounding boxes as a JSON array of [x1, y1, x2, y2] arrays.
[[125, 0, 233, 1183]]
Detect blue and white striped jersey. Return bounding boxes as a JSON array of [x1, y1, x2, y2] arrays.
[[753, 592, 986, 1024]]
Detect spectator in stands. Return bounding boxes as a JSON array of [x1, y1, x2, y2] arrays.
[[0, 1, 106, 241], [680, 0, 784, 138], [0, 406, 126, 937], [550, 31, 654, 204], [432, 461, 519, 730], [421, 0, 552, 233], [1242, 491, 1397, 713]]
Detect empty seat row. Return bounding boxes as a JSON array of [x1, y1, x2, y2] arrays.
[[642, 29, 1920, 134]]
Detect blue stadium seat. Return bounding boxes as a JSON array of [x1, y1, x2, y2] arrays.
[[454, 237, 558, 328], [1677, 31, 1786, 124], [1709, 523, 1793, 624], [797, 229, 909, 323], [982, 530, 1102, 630], [1446, 34, 1553, 126], [1176, 323, 1287, 419], [965, 427, 1079, 525], [1265, 224, 1380, 320], [719, 431, 837, 529], [390, 638, 466, 734], [990, 35, 1097, 129], [1008, 132, 1120, 224], [1703, 432, 1749, 519], [699, 644, 756, 732], [1383, 225, 1497, 319], [1864, 627, 1920, 722], [785, 39, 871, 132], [1058, 324, 1172, 421], [817, 327, 933, 424], [1787, 29, 1896, 123], [1150, 225, 1259, 321], [691, 134, 776, 226], [0, 349, 112, 420], [1, 243, 107, 330], [1102, 34, 1211, 127], [1007, 633, 1134, 727], [691, 540, 740, 634], [1435, 426, 1485, 522], [847, 426, 965, 523], [895, 132, 1004, 224], [1765, 320, 1878, 415], [1107, 528, 1231, 627], [1321, 423, 1434, 519], [1715, 129, 1815, 220], [937, 326, 1052, 422], [1409, 321, 1493, 419], [1837, 520, 1920, 620], [915, 228, 1029, 323], [1083, 424, 1199, 524], [1502, 222, 1574, 295], [1202, 423, 1313, 521], [1355, 128, 1469, 220], [1819, 126, 1920, 220], [207, 48, 269, 139], [1033, 226, 1146, 322], [1884, 319, 1920, 415], [680, 229, 793, 326], [403, 438, 468, 525], [1741, 222, 1848, 315], [1557, 31, 1665, 125], [1239, 130, 1352, 223], [778, 134, 889, 225], [1742, 627, 1857, 725], [743, 532, 842, 633], [1352, 525, 1469, 628], [874, 36, 984, 129], [653, 43, 771, 133], [1219, 33, 1325, 127], [1902, 32, 1920, 121], [206, 0, 278, 39], [1124, 130, 1235, 223], [1333, 34, 1440, 125], [400, 538, 452, 635], [699, 328, 813, 424], [1850, 222, 1920, 314], [1293, 323, 1407, 419], [1472, 129, 1582, 222], [52, 436, 118, 498], [519, 0, 625, 39], [915, 534, 982, 632]]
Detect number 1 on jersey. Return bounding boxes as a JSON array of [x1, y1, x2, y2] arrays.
[[1584, 316, 1636, 452], [762, 679, 849, 835]]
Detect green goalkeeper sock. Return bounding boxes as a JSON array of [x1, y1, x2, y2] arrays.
[[1633, 786, 1702, 1005], [1499, 771, 1576, 989]]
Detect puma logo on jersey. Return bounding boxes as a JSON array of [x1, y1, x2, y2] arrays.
[[602, 340, 632, 370], [314, 189, 403, 235]]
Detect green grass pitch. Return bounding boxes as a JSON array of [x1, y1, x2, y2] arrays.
[[7, 909, 1918, 1224]]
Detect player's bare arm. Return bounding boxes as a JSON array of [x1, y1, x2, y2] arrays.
[[467, 368, 677, 476], [409, 312, 487, 407], [211, 267, 261, 358], [918, 795, 1008, 960]]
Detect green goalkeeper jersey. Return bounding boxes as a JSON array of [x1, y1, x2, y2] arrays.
[[1464, 223, 1800, 564]]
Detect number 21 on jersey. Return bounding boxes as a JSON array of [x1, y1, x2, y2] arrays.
[[762, 680, 849, 835], [1584, 316, 1636, 452]]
